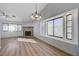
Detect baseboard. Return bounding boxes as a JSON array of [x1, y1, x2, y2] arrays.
[[1, 36, 22, 39], [1, 36, 34, 39], [34, 37, 72, 56]]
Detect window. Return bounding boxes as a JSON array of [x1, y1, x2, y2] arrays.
[[3, 24, 8, 31], [46, 17, 63, 38], [43, 22, 46, 35], [44, 14, 72, 39], [66, 14, 72, 40], [3, 23, 22, 32], [9, 24, 17, 32], [47, 20, 53, 36], [44, 15, 72, 39], [53, 17, 63, 38]]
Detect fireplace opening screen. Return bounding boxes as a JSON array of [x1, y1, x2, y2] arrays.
[[25, 31, 31, 36]]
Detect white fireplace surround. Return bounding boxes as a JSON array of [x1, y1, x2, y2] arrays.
[[23, 27, 33, 37]]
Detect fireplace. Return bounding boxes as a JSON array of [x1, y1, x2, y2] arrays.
[[25, 31, 31, 36], [23, 27, 33, 37]]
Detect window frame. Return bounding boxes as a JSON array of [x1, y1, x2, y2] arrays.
[[66, 14, 72, 40], [2, 23, 22, 32], [53, 16, 64, 38], [47, 19, 54, 36], [46, 16, 64, 38]]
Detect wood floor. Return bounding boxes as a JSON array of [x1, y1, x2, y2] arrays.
[[0, 37, 71, 56]]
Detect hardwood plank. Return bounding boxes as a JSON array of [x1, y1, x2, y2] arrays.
[[0, 37, 71, 56], [32, 44, 45, 56], [24, 42, 33, 56]]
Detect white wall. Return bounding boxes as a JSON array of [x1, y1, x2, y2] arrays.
[[41, 3, 79, 20], [33, 4, 79, 55]]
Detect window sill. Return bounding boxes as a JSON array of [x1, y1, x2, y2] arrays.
[[42, 35, 78, 46]]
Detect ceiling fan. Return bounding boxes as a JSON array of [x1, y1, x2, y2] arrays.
[[31, 3, 42, 20]]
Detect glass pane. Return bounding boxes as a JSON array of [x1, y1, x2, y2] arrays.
[[66, 14, 72, 39], [9, 24, 16, 32], [67, 33, 72, 39], [67, 27, 72, 32], [54, 17, 63, 37], [47, 20, 53, 35], [3, 24, 8, 31], [43, 22, 46, 35], [67, 21, 72, 26], [15, 25, 17, 31], [46, 22, 48, 35], [67, 14, 72, 21]]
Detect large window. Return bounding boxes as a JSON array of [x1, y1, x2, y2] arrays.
[[44, 14, 73, 39], [66, 14, 72, 40], [43, 22, 47, 35], [47, 20, 53, 36], [3, 23, 22, 32], [47, 17, 63, 38], [54, 17, 63, 38]]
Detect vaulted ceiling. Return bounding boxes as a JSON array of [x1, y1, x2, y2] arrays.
[[0, 3, 47, 22]]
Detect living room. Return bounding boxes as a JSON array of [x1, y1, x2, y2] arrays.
[[0, 2, 79, 56]]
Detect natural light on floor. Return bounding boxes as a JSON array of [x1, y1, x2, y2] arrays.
[[17, 38, 37, 43]]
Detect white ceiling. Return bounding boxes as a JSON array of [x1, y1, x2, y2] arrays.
[[0, 3, 47, 22]]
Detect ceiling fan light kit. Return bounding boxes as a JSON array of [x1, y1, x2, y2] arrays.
[[31, 11, 41, 20], [31, 3, 42, 20]]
